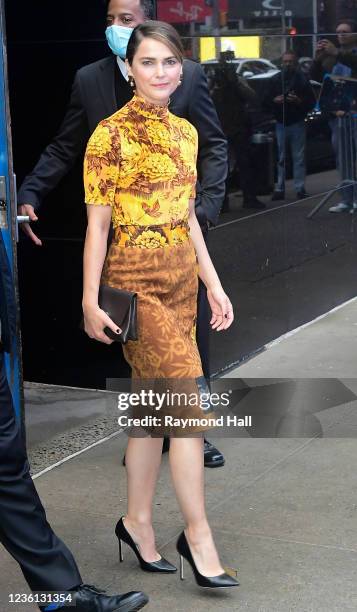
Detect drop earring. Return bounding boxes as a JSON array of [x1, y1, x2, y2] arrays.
[[128, 75, 136, 89], [178, 72, 183, 86]]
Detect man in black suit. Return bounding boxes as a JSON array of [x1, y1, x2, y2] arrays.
[[17, 0, 227, 468], [0, 232, 148, 611]]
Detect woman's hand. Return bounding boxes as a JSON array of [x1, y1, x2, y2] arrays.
[[207, 285, 234, 331], [82, 304, 122, 344]]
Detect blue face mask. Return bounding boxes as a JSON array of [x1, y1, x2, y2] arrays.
[[105, 25, 133, 59]]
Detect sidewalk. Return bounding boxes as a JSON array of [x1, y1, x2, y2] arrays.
[[2, 434, 357, 612], [1, 301, 357, 611], [227, 298, 357, 378]]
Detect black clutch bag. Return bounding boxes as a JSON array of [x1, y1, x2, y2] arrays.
[[98, 285, 138, 344]]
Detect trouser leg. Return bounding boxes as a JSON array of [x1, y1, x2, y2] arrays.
[[290, 122, 306, 193], [233, 131, 257, 201], [330, 117, 353, 205], [0, 352, 82, 593], [275, 123, 285, 192]]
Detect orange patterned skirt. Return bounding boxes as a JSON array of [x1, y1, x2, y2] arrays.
[[101, 225, 216, 436]]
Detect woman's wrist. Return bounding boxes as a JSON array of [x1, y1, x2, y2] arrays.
[[82, 299, 99, 312], [206, 280, 223, 293]]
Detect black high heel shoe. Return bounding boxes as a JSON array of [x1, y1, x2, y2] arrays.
[[115, 516, 177, 573], [176, 531, 239, 588]]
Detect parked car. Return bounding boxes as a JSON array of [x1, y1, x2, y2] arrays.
[[202, 57, 280, 80]]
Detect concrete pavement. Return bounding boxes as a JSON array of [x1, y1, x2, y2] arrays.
[[1, 301, 357, 611], [2, 433, 357, 612], [227, 297, 357, 378]]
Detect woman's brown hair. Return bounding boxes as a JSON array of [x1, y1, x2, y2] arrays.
[[126, 20, 184, 65]]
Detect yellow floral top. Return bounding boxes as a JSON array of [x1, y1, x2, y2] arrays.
[[84, 94, 198, 244]]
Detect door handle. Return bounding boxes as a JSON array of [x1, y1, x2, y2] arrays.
[[0, 176, 6, 228], [0, 175, 31, 234]]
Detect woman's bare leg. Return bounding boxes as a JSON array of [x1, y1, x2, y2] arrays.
[[169, 437, 224, 576], [123, 436, 163, 562]]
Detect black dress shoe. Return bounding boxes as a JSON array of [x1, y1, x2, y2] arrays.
[[161, 437, 225, 468], [204, 439, 225, 468], [40, 584, 149, 611], [271, 190, 285, 201], [162, 436, 170, 453], [242, 198, 266, 209], [296, 190, 309, 200]]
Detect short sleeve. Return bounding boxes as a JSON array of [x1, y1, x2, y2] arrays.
[[83, 121, 121, 207], [189, 124, 198, 199]]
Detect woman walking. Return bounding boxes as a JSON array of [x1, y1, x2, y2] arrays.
[[82, 21, 238, 590]]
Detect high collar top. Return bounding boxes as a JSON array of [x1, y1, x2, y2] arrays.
[[127, 93, 170, 120]]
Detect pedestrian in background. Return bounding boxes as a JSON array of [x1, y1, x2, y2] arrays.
[[263, 50, 315, 202], [311, 19, 357, 213], [209, 52, 266, 211]]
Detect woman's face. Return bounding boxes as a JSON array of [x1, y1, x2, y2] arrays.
[[126, 37, 182, 105]]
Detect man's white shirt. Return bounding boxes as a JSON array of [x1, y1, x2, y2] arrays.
[[116, 55, 128, 81]]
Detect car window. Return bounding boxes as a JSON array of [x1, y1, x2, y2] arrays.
[[250, 61, 271, 75], [239, 61, 255, 74]]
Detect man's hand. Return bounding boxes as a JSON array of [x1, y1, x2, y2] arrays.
[[286, 92, 302, 104], [273, 94, 284, 104], [316, 40, 327, 55], [316, 39, 338, 57], [18, 204, 42, 246]]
